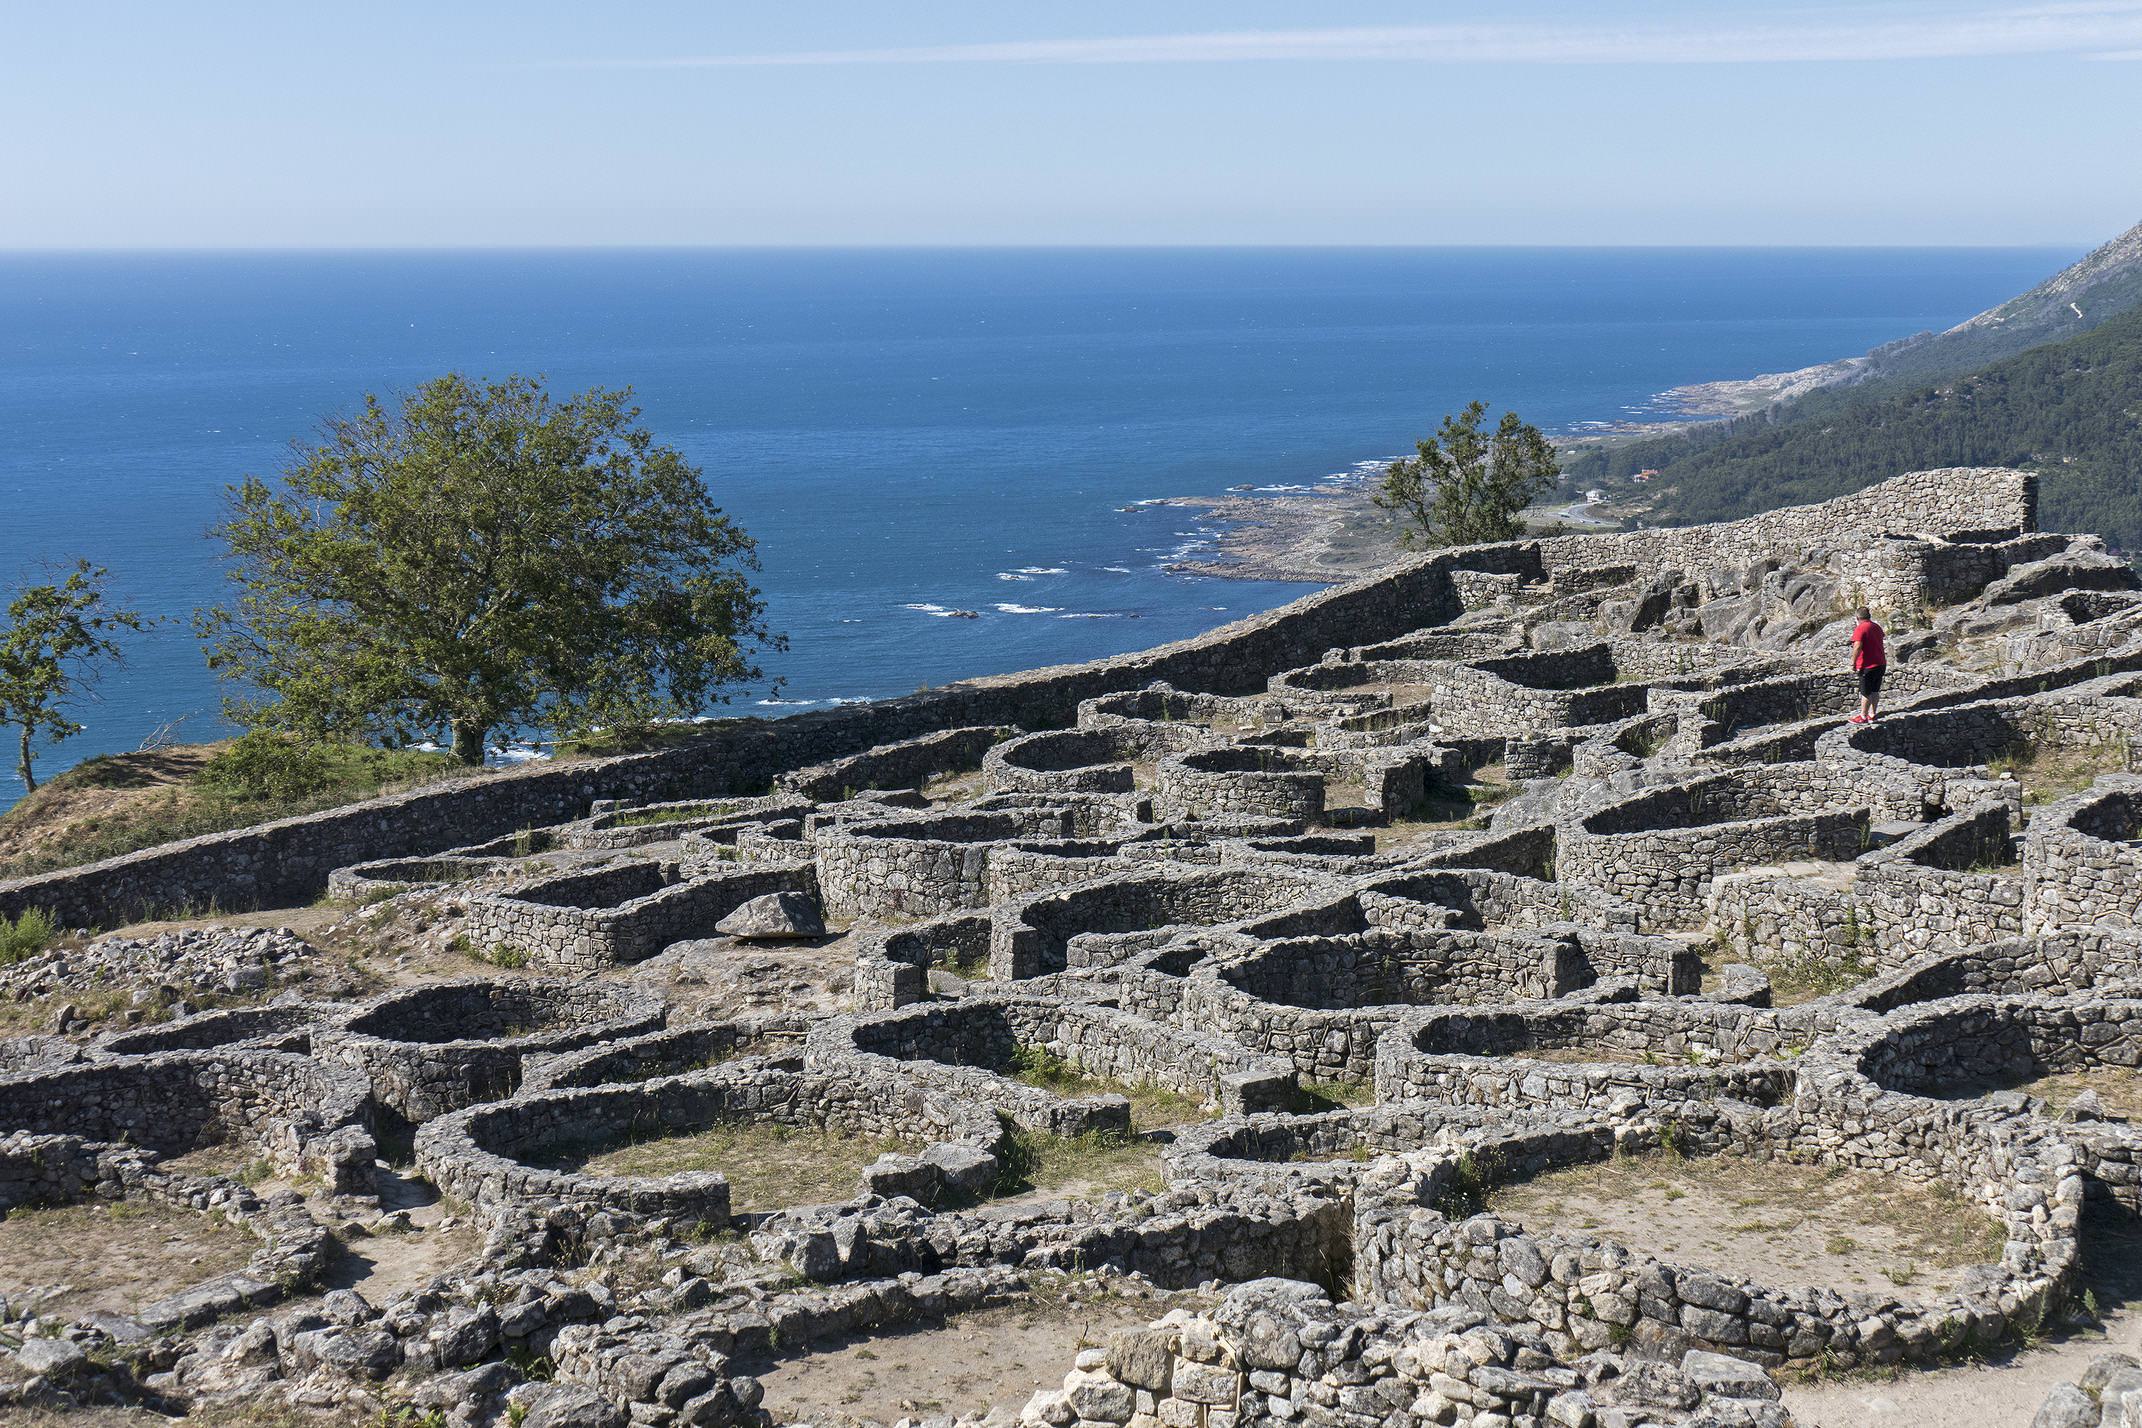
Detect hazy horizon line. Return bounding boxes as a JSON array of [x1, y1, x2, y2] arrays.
[[0, 239, 2093, 257]]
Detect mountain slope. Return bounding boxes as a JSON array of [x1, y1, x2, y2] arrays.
[[1647, 221, 2142, 419], [1857, 219, 2142, 386], [1568, 304, 2142, 550]]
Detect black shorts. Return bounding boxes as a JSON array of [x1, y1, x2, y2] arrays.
[[1859, 666, 1886, 698]]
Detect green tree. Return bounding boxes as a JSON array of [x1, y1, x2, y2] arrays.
[[0, 562, 149, 792], [199, 373, 781, 765], [1373, 401, 1561, 549]]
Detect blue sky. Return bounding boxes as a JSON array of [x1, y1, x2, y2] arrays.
[[3, 1, 2137, 248]]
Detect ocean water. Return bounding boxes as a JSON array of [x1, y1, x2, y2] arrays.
[[0, 246, 2072, 806]]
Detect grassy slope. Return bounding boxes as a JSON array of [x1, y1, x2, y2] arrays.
[[0, 741, 470, 880]]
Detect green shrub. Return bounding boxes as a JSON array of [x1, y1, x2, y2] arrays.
[[1432, 1149, 1501, 1218], [0, 908, 59, 965], [194, 732, 339, 801], [198, 731, 456, 803]]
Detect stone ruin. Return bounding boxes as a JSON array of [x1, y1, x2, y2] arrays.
[[3, 467, 2141, 1426]]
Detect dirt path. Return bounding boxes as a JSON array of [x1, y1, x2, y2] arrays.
[[1787, 1207, 2142, 1427], [1785, 1327, 2134, 1428]]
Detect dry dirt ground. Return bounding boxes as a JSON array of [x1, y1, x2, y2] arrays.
[[8, 1409, 318, 1428], [744, 1280, 1194, 1428], [0, 1199, 256, 1320], [1490, 1151, 2005, 1300]]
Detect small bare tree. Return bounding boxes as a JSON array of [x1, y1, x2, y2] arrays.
[[0, 562, 149, 792]]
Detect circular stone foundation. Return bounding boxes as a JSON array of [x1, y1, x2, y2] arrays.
[[96, 1002, 334, 1057], [1374, 1000, 1802, 1111], [416, 1062, 1004, 1229], [0, 1050, 374, 1189], [1165, 1103, 1612, 1200], [523, 1017, 806, 1092], [1356, 1106, 2081, 1370], [0, 1132, 334, 1331], [319, 977, 666, 1124]]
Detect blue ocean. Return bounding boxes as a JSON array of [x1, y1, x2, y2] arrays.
[[0, 246, 2072, 806]]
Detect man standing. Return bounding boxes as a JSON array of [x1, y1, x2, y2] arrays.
[[1850, 605, 1886, 724]]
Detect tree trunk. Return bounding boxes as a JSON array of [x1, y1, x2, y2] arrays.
[[451, 721, 488, 766], [16, 725, 33, 794]]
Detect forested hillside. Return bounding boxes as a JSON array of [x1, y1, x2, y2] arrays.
[[1567, 305, 2142, 551], [1845, 219, 2142, 387]]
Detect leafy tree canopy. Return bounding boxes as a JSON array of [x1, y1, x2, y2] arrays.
[[199, 373, 781, 765], [0, 561, 147, 792], [1373, 401, 1561, 549]]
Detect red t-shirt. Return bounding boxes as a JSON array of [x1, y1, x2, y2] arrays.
[[1853, 619, 1886, 670]]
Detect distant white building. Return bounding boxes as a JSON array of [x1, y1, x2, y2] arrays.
[[1585, 488, 1607, 505]]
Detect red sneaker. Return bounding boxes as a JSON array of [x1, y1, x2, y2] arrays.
[[1849, 715, 1868, 724]]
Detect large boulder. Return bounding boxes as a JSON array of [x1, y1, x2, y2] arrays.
[[714, 892, 826, 941], [1983, 543, 2141, 606]]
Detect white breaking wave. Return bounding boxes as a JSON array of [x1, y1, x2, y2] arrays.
[[993, 602, 1063, 614], [903, 602, 967, 617]]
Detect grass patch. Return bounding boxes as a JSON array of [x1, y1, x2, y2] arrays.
[[1753, 952, 1879, 1005], [1960, 1063, 2142, 1118], [1381, 768, 1516, 841], [920, 770, 988, 803], [609, 805, 729, 829], [0, 1197, 257, 1318], [193, 731, 460, 803], [942, 944, 991, 980], [1433, 1149, 1501, 1218], [552, 722, 736, 760], [0, 982, 268, 1037], [995, 1125, 1166, 1200], [552, 1120, 904, 1211], [1007, 1045, 1210, 1129], [1987, 741, 2131, 806]]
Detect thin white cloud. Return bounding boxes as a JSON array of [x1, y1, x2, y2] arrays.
[[557, 3, 2142, 70]]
